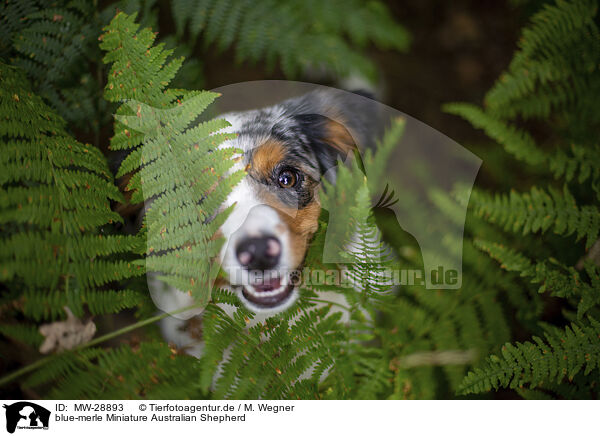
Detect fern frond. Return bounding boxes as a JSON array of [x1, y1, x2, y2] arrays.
[[46, 342, 202, 399], [0, 63, 144, 322], [22, 348, 106, 390], [444, 0, 599, 399], [171, 0, 409, 81], [476, 240, 600, 318], [3, 0, 110, 132], [0, 323, 43, 348], [337, 182, 396, 309], [548, 143, 600, 189], [201, 298, 384, 399], [443, 103, 546, 165], [0, 0, 38, 57], [100, 11, 242, 308], [468, 186, 599, 249], [484, 0, 600, 123], [457, 317, 600, 395]]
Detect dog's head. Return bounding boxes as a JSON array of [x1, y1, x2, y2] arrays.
[[217, 89, 375, 313]]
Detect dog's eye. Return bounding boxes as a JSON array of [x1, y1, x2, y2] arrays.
[[277, 169, 297, 188]]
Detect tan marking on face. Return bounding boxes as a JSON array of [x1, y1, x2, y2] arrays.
[[261, 191, 321, 268], [250, 140, 286, 179]]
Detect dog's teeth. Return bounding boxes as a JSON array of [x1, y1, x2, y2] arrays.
[[245, 285, 285, 298], [241, 282, 295, 309]]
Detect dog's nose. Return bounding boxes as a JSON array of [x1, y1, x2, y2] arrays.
[[236, 236, 281, 270]]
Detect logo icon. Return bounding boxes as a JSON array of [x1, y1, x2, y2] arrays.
[[3, 402, 50, 434]]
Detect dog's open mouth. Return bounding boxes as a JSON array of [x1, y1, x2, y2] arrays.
[[241, 276, 295, 309]]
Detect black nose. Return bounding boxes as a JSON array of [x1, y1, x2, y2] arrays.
[[236, 236, 281, 270]]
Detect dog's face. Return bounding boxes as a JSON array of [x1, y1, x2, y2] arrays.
[[217, 91, 362, 313]]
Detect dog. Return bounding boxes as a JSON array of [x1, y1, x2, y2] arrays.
[[152, 88, 378, 355]]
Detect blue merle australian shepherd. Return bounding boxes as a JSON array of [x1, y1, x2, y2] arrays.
[[154, 88, 379, 355]]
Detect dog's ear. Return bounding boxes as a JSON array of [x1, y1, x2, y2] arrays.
[[292, 113, 357, 180], [321, 116, 358, 156], [293, 114, 357, 154]]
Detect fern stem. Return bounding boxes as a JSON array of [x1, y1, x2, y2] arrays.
[[46, 148, 72, 307], [0, 302, 206, 388]]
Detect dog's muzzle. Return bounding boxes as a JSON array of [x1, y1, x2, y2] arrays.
[[235, 235, 295, 309]]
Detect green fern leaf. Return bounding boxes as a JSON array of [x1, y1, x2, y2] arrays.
[[476, 240, 600, 318], [443, 102, 546, 165], [468, 186, 599, 249], [0, 63, 144, 322], [100, 11, 242, 308], [0, 323, 43, 348], [171, 0, 409, 81], [484, 0, 600, 124], [458, 317, 600, 395]]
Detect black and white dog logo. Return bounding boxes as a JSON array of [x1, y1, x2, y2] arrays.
[[3, 402, 50, 434]]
